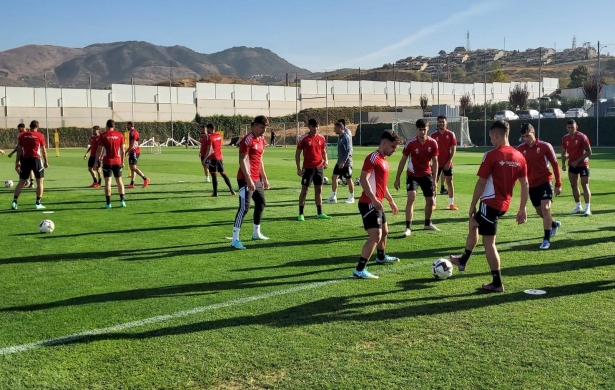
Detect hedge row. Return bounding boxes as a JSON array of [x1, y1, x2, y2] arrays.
[[352, 117, 615, 147]]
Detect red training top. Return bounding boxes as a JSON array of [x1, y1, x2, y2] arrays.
[[237, 133, 265, 182], [517, 139, 561, 188], [402, 136, 439, 177], [18, 131, 46, 159], [561, 131, 590, 167], [431, 129, 456, 168], [359, 150, 390, 203], [99, 130, 125, 165], [297, 133, 326, 169], [89, 135, 100, 157], [477, 145, 527, 212], [208, 132, 224, 160], [128, 129, 140, 154]]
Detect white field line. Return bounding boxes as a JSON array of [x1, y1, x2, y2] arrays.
[[0, 260, 430, 355]]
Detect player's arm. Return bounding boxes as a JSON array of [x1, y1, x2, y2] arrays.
[[573, 143, 592, 167], [546, 145, 562, 192], [120, 143, 125, 166], [447, 143, 456, 169], [360, 169, 383, 212], [84, 145, 91, 159], [41, 143, 49, 168], [322, 145, 328, 169], [560, 145, 567, 171], [338, 136, 350, 168], [431, 155, 439, 190], [469, 177, 488, 217], [203, 142, 211, 160], [126, 133, 135, 155], [239, 152, 251, 184], [14, 141, 22, 172], [516, 176, 529, 224], [384, 185, 398, 215], [260, 158, 269, 189], [394, 154, 408, 191], [8, 145, 18, 158], [295, 146, 302, 176]]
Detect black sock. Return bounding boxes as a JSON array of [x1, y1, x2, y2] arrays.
[[491, 270, 502, 287], [222, 173, 233, 191], [299, 205, 304, 215], [317, 205, 322, 215], [130, 181, 134, 185], [459, 249, 473, 265], [120, 194, 125, 201], [212, 175, 219, 196], [36, 197, 41, 205], [544, 229, 551, 240], [13, 196, 18, 202], [425, 219, 431, 226], [356, 257, 369, 271], [106, 196, 111, 204], [441, 185, 445, 190], [141, 174, 147, 180], [406, 221, 411, 229], [551, 221, 557, 228], [98, 178, 102, 184], [377, 249, 385, 260]]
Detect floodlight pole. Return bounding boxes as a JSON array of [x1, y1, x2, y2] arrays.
[[325, 70, 328, 143], [597, 41, 601, 146], [484, 54, 487, 146], [296, 73, 299, 141], [89, 75, 94, 127], [359, 67, 362, 146], [169, 61, 174, 140], [44, 73, 49, 145], [393, 62, 397, 119], [538, 47, 542, 139]]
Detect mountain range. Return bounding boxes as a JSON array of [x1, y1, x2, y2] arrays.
[[0, 41, 311, 88]]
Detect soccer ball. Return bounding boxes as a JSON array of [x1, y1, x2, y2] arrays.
[[354, 178, 360, 186], [323, 176, 329, 184], [432, 258, 453, 280], [39, 219, 55, 234], [4, 180, 13, 188]]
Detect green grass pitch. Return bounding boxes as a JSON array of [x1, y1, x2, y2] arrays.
[[0, 145, 614, 389]]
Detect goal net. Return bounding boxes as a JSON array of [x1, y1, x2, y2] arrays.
[[391, 117, 473, 147]]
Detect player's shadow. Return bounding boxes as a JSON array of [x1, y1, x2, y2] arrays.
[[50, 279, 615, 347], [502, 234, 615, 252], [0, 269, 348, 313]]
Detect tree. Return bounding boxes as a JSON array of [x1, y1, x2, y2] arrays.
[[605, 59, 615, 72], [459, 93, 472, 116], [420, 95, 429, 112], [488, 61, 501, 71], [465, 60, 477, 73], [438, 50, 446, 55], [452, 65, 467, 83], [508, 84, 530, 110], [582, 75, 604, 103], [569, 66, 589, 88], [418, 72, 432, 82], [490, 69, 510, 83], [559, 77, 570, 89]]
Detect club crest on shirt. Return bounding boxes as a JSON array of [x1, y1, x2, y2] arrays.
[[536, 147, 540, 153], [415, 148, 419, 154], [523, 150, 527, 154], [428, 147, 432, 152]]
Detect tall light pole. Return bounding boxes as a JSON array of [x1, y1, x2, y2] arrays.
[[538, 47, 542, 139], [484, 53, 487, 146]]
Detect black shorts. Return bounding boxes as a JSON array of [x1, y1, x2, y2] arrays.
[[475, 202, 506, 236], [359, 202, 386, 230], [437, 166, 453, 179], [237, 178, 266, 203], [406, 175, 434, 197], [87, 156, 101, 169], [301, 167, 324, 187], [208, 159, 225, 173], [102, 164, 123, 178], [529, 182, 553, 208], [19, 158, 44, 180], [332, 163, 353, 179], [128, 153, 140, 165], [568, 165, 590, 177]]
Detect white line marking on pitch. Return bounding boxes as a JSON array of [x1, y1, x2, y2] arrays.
[[0, 261, 429, 355]]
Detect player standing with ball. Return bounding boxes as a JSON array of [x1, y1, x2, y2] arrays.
[[11, 121, 48, 210]]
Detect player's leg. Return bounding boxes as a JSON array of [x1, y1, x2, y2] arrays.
[[231, 180, 253, 248], [208, 160, 219, 197], [580, 169, 591, 215], [88, 157, 97, 186], [375, 218, 399, 264], [96, 165, 102, 186], [115, 165, 126, 207], [445, 170, 457, 210], [353, 202, 382, 278], [481, 234, 504, 292], [404, 190, 417, 237], [28, 171, 35, 188], [11, 165, 31, 209], [422, 176, 438, 230], [314, 168, 330, 219], [345, 167, 355, 203], [568, 171, 583, 214], [102, 165, 113, 208], [328, 173, 340, 203], [33, 161, 45, 209], [251, 182, 268, 240], [449, 205, 484, 271], [218, 161, 236, 195], [439, 168, 447, 195], [298, 169, 312, 220], [535, 183, 557, 249]]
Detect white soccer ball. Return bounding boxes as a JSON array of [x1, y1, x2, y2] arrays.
[[39, 219, 55, 234], [4, 180, 13, 188], [354, 178, 360, 186], [323, 176, 329, 184], [432, 258, 453, 280]]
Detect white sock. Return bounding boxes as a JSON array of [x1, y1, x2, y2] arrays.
[[348, 193, 354, 198], [449, 197, 454, 205], [433, 197, 437, 205], [331, 191, 337, 197], [232, 227, 240, 241], [576, 202, 582, 208], [253, 224, 261, 236], [585, 203, 591, 210]]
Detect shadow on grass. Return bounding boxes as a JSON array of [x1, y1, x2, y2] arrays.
[[52, 278, 615, 346]]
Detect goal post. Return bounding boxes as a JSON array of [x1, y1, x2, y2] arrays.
[[391, 117, 473, 147]]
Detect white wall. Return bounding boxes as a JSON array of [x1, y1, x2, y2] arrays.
[[0, 78, 560, 127]]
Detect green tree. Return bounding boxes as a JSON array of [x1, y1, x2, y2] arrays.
[[569, 66, 589, 88], [452, 65, 467, 83], [420, 95, 429, 112], [508, 84, 530, 110], [459, 93, 472, 116], [488, 61, 501, 71], [490, 70, 510, 83], [583, 75, 604, 103]]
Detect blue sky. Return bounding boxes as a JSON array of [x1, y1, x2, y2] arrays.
[[3, 0, 614, 71]]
